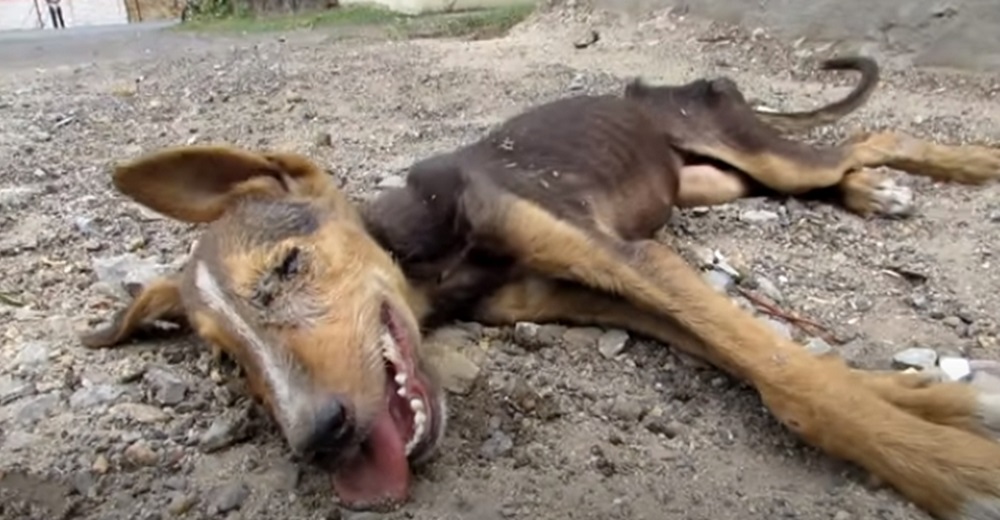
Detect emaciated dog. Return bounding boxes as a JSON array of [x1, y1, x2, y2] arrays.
[[80, 57, 1000, 519]]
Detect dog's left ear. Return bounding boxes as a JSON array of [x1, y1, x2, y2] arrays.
[[112, 145, 346, 224]]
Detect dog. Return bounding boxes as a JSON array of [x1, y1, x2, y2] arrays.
[[80, 56, 1000, 519]]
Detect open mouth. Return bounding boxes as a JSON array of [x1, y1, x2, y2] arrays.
[[329, 302, 443, 511]]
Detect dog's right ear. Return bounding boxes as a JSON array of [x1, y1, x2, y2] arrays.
[[112, 145, 329, 223], [80, 277, 186, 349]]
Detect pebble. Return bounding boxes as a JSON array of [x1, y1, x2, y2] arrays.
[[480, 429, 514, 460], [207, 481, 250, 514], [377, 175, 406, 189], [91, 253, 170, 298], [167, 492, 199, 516], [754, 275, 784, 303], [803, 337, 833, 357], [597, 329, 630, 359], [562, 327, 603, 350], [0, 375, 35, 405], [69, 384, 125, 409], [434, 348, 481, 395], [608, 395, 645, 423], [14, 341, 50, 370], [0, 186, 42, 207], [971, 370, 1000, 393], [199, 408, 253, 453], [568, 73, 586, 91], [112, 402, 169, 424], [702, 269, 734, 293], [124, 440, 159, 466], [833, 511, 852, 520], [891, 348, 938, 371], [92, 454, 110, 474], [513, 321, 542, 349], [739, 209, 779, 223], [12, 393, 61, 424], [144, 367, 189, 406], [762, 317, 793, 340], [938, 356, 972, 381]]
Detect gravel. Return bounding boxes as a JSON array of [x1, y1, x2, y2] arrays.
[[1, 3, 1000, 520]]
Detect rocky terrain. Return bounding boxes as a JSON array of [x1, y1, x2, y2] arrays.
[[2, 3, 1000, 519]]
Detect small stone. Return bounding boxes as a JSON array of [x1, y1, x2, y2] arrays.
[[943, 316, 963, 328], [112, 402, 169, 423], [645, 417, 684, 438], [0, 186, 42, 207], [167, 493, 198, 516], [0, 375, 35, 405], [891, 348, 938, 371], [199, 409, 253, 453], [207, 481, 250, 514], [833, 511, 852, 520], [803, 337, 833, 357], [702, 269, 734, 293], [70, 384, 125, 409], [536, 324, 565, 346], [14, 341, 50, 369], [562, 327, 603, 350], [315, 131, 333, 147], [92, 454, 110, 474], [124, 440, 159, 466], [754, 276, 784, 303], [13, 393, 61, 424], [434, 349, 481, 395], [4, 431, 41, 450], [739, 209, 779, 223], [938, 356, 972, 381], [377, 175, 406, 189], [762, 318, 793, 340], [92, 253, 170, 298], [479, 429, 514, 460], [513, 322, 541, 349], [568, 73, 586, 91], [145, 367, 189, 406], [608, 396, 645, 423], [572, 29, 600, 49], [597, 329, 630, 359]]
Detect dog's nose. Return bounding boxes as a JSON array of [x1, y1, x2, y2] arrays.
[[303, 399, 354, 457]]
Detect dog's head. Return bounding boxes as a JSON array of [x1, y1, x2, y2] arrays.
[[80, 146, 446, 510]]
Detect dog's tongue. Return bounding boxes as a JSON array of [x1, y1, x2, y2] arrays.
[[331, 408, 411, 509]]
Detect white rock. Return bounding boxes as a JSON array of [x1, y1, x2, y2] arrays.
[[597, 329, 630, 359], [891, 347, 938, 370], [938, 356, 972, 382]]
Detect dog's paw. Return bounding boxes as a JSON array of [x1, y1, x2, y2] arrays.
[[868, 178, 915, 217], [841, 170, 915, 218]]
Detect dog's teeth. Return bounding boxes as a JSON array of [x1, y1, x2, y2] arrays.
[[413, 410, 427, 426], [409, 398, 424, 412], [397, 387, 407, 397], [394, 373, 407, 386]]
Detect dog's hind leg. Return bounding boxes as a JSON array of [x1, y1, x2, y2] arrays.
[[461, 182, 1000, 520], [479, 274, 1000, 441]]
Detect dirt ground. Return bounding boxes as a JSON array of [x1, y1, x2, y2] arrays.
[[3, 3, 1000, 520]]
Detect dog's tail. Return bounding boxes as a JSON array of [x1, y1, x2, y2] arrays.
[[753, 56, 880, 134]]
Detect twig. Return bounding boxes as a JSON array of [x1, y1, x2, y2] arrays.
[[736, 286, 840, 345]]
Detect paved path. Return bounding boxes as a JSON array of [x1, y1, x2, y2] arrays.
[[0, 20, 188, 70]]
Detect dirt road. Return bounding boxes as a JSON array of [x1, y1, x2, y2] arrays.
[[2, 4, 1000, 520]]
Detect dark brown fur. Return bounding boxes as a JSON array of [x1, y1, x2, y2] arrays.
[[82, 56, 1000, 519]]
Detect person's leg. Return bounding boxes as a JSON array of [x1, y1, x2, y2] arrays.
[[48, 6, 58, 28], [57, 7, 65, 28]]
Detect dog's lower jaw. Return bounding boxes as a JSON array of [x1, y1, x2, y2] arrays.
[[328, 301, 446, 511]]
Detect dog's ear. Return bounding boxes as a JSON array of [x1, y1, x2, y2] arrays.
[[112, 145, 334, 223], [624, 78, 649, 99], [80, 277, 186, 349]]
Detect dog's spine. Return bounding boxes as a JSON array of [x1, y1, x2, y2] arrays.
[[753, 56, 880, 135]]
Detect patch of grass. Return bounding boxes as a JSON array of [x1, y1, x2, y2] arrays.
[[175, 2, 536, 40]]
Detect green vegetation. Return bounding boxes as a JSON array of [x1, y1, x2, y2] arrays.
[[175, 2, 536, 40]]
